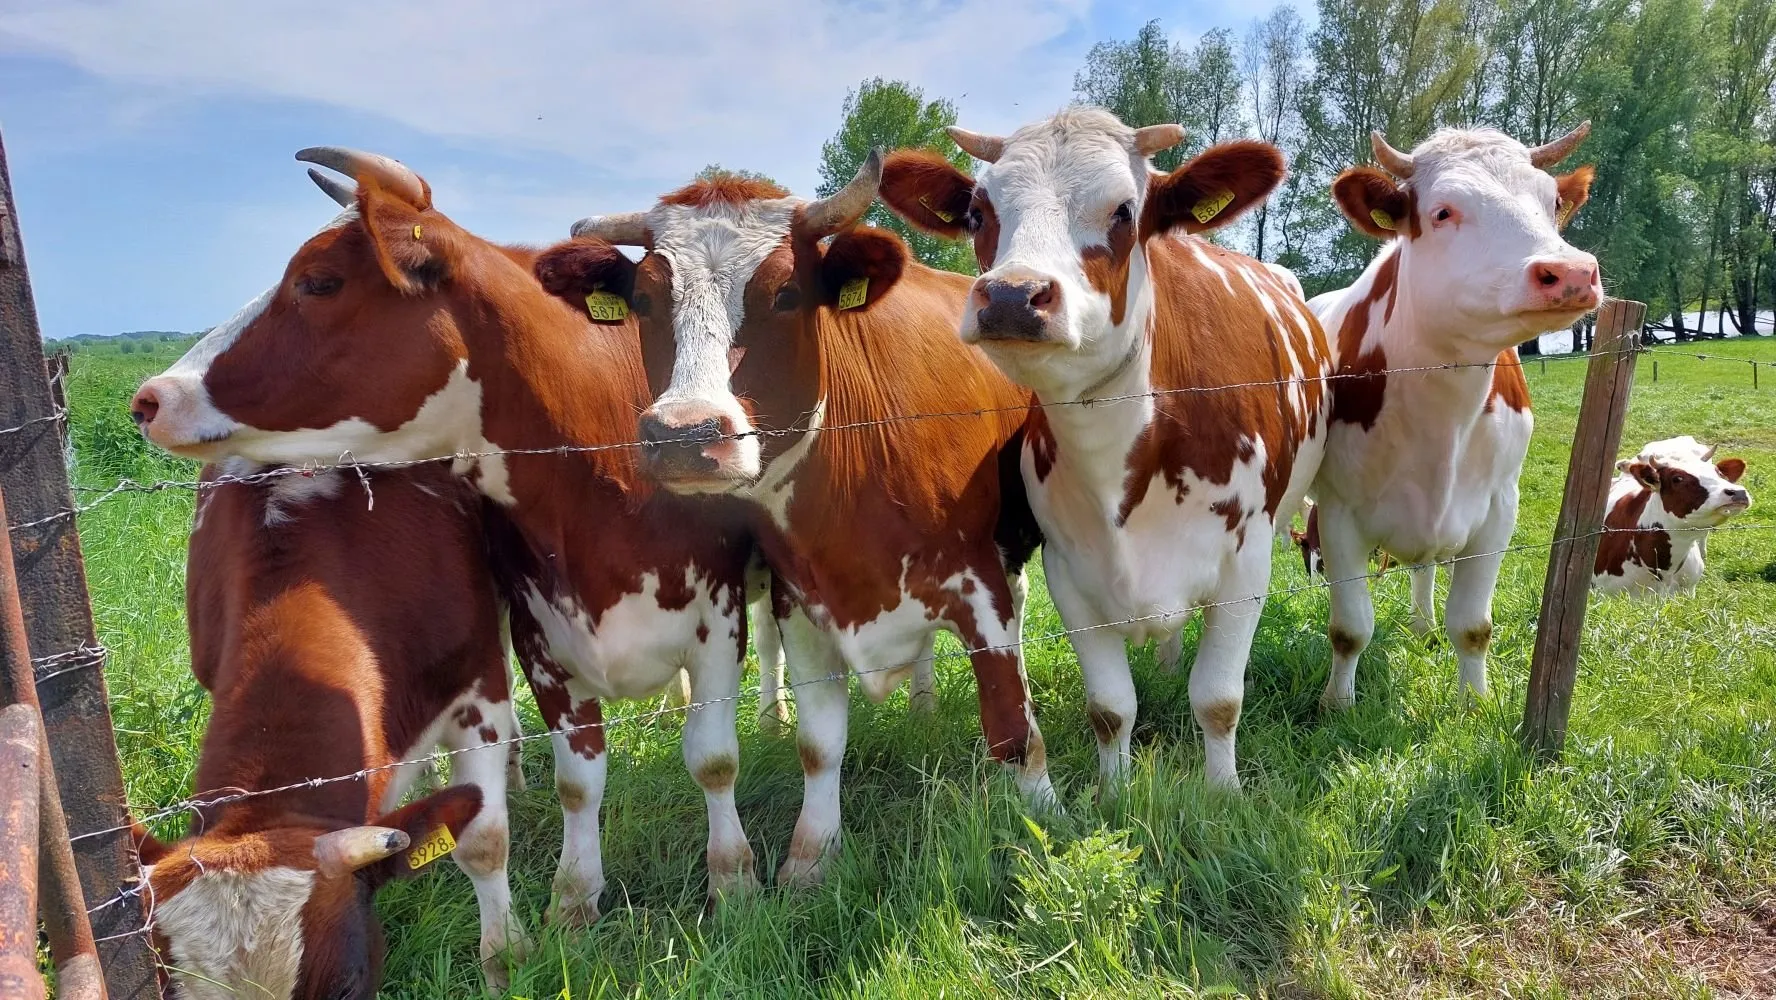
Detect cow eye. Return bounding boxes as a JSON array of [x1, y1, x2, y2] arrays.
[[966, 206, 984, 232], [1112, 201, 1133, 225], [773, 284, 801, 312], [1433, 208, 1452, 224], [297, 275, 342, 297]]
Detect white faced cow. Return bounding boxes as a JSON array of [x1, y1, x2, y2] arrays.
[[1309, 124, 1600, 709], [880, 108, 1333, 791], [1595, 436, 1751, 596]]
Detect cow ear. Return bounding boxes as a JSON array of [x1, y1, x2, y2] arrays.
[[1716, 458, 1746, 483], [360, 784, 484, 888], [1555, 165, 1595, 230], [879, 150, 974, 238], [1333, 167, 1412, 240], [359, 180, 451, 295], [1628, 461, 1660, 489], [821, 227, 907, 312], [534, 238, 640, 322], [1142, 139, 1285, 238]]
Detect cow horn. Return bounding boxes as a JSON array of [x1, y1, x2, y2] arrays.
[[313, 826, 410, 875], [1528, 120, 1591, 168], [1702, 442, 1718, 460], [947, 126, 1005, 164], [295, 147, 430, 209], [569, 212, 651, 246], [802, 148, 882, 237], [1134, 124, 1186, 157], [306, 167, 357, 208], [1370, 131, 1414, 178]]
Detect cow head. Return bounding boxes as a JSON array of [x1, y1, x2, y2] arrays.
[[137, 786, 481, 1000], [1332, 124, 1601, 348], [1619, 439, 1751, 528], [533, 155, 904, 492], [131, 149, 542, 487], [877, 107, 1282, 400]]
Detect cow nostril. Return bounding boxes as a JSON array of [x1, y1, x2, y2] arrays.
[[1535, 267, 1560, 288], [130, 387, 160, 427], [1029, 281, 1057, 311]]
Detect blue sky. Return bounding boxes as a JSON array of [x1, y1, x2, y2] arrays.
[[1, 0, 1286, 338]]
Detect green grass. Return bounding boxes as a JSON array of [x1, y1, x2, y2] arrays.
[[63, 341, 1776, 998]]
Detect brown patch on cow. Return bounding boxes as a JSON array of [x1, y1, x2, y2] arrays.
[[1330, 249, 1397, 431], [1026, 400, 1058, 482], [1456, 624, 1492, 656], [1196, 698, 1241, 738], [1210, 497, 1243, 531], [879, 149, 975, 238], [1595, 488, 1671, 576], [1087, 704, 1124, 745], [453, 704, 484, 730], [797, 739, 825, 777], [694, 755, 738, 793], [1659, 467, 1712, 519], [1485, 351, 1531, 413], [1142, 140, 1286, 239], [453, 824, 507, 878], [659, 175, 790, 208], [1080, 211, 1136, 325], [970, 651, 1033, 764], [478, 725, 499, 744], [696, 622, 709, 644], [555, 779, 588, 813], [1329, 629, 1363, 658], [971, 192, 1002, 271]]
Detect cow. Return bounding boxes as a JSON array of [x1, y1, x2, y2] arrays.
[[535, 156, 1053, 884], [133, 462, 520, 999], [130, 148, 759, 922], [1306, 123, 1600, 709], [1289, 504, 1416, 634], [877, 107, 1333, 792], [1594, 435, 1751, 596]]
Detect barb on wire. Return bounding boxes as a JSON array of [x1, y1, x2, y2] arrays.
[[11, 346, 1624, 536], [32, 643, 109, 685], [71, 518, 1776, 848]]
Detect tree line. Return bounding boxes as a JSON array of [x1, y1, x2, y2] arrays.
[[811, 0, 1775, 345]]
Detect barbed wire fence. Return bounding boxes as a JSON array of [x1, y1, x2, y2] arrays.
[[4, 290, 1775, 975]]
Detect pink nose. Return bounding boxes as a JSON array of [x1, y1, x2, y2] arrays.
[[130, 383, 162, 427], [1526, 257, 1601, 310]]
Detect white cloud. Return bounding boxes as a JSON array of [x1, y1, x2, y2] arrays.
[[1, 0, 1095, 206]]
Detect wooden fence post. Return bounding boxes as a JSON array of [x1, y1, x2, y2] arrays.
[[1522, 298, 1646, 759], [0, 130, 156, 996], [0, 704, 45, 1000]]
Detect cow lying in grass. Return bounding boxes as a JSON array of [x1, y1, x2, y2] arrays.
[[1594, 436, 1751, 597], [132, 464, 523, 999]]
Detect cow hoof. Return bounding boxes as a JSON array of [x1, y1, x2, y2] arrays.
[[705, 868, 761, 913], [480, 934, 531, 991], [1319, 689, 1356, 713], [776, 854, 826, 889], [546, 896, 601, 931]]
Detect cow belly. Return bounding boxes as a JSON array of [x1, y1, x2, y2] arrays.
[[817, 563, 1003, 703], [522, 571, 736, 701]]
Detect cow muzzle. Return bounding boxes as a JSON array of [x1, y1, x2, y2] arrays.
[[638, 401, 756, 491], [968, 268, 1063, 345], [130, 375, 239, 456]]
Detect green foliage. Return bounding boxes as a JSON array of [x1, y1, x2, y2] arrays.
[[1075, 20, 1246, 169], [819, 78, 977, 274], [693, 163, 781, 188], [1012, 820, 1159, 967]]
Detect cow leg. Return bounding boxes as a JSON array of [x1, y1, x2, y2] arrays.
[[1157, 631, 1184, 675], [1189, 545, 1269, 791], [778, 609, 848, 888], [443, 699, 526, 988], [1446, 502, 1513, 701], [961, 568, 1055, 810], [1409, 565, 1437, 640], [1046, 550, 1136, 788], [752, 599, 790, 734], [541, 693, 607, 928], [908, 633, 939, 715], [682, 638, 758, 904], [1319, 504, 1375, 711]]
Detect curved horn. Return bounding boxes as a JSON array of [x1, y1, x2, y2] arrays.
[[294, 146, 430, 209], [802, 148, 882, 237], [946, 126, 1005, 164], [1370, 131, 1415, 178], [569, 212, 650, 246], [306, 167, 357, 208], [1528, 120, 1591, 168], [1134, 124, 1186, 157], [313, 826, 409, 875]]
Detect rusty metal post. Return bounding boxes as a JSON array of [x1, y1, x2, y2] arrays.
[[0, 704, 44, 1000], [1, 488, 105, 1000], [0, 130, 153, 996], [1522, 299, 1646, 759]]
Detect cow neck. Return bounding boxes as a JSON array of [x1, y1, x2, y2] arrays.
[[1366, 247, 1500, 424]]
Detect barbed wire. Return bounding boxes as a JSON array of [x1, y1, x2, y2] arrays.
[[1642, 347, 1773, 369], [68, 518, 1776, 849]]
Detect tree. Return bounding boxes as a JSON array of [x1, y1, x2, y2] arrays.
[[1075, 20, 1248, 168], [818, 78, 975, 274], [695, 163, 781, 187], [1245, 7, 1308, 258]]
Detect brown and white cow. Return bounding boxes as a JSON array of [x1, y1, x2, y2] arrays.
[[1308, 124, 1600, 708], [131, 149, 758, 920], [879, 108, 1333, 791], [135, 463, 519, 999], [536, 158, 1053, 883], [1594, 435, 1751, 596]]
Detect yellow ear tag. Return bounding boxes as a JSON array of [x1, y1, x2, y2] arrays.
[[1556, 200, 1574, 227], [919, 196, 956, 224], [1369, 209, 1396, 231], [1191, 189, 1235, 225], [406, 825, 456, 871], [412, 224, 423, 240], [584, 288, 629, 322], [837, 277, 869, 311]]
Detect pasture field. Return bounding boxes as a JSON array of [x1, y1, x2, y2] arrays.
[[64, 339, 1776, 998]]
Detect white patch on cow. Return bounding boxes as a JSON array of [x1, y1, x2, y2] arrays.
[[521, 568, 729, 702], [644, 197, 799, 480], [155, 866, 314, 1000], [744, 398, 826, 531], [263, 469, 345, 527]]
